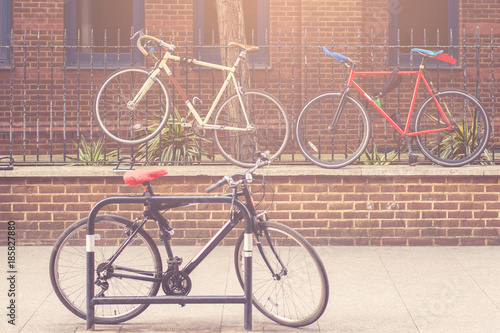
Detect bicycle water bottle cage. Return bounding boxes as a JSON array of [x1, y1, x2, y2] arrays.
[[123, 168, 168, 186], [373, 68, 402, 99]]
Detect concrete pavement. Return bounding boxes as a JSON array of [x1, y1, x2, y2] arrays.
[[2, 246, 500, 332]]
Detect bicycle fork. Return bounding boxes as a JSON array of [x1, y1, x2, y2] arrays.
[[327, 87, 351, 133], [255, 230, 288, 280]]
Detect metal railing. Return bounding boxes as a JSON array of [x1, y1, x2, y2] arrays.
[[0, 28, 499, 167]]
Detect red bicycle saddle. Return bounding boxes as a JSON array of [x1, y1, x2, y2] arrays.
[[123, 168, 168, 186]]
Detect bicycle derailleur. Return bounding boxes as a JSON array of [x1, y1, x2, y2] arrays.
[[94, 261, 113, 297]]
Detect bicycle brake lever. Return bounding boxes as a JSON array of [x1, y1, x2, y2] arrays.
[[192, 96, 202, 105], [131, 29, 144, 40]]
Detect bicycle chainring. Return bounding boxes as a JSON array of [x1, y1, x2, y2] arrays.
[[192, 121, 209, 138], [162, 271, 192, 296]]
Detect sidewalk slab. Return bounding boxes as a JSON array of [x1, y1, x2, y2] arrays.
[[2, 246, 500, 333]]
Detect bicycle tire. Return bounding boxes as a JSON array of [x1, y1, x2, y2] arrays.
[[234, 221, 329, 327], [95, 67, 171, 145], [414, 89, 491, 167], [296, 91, 370, 168], [49, 214, 162, 324], [213, 89, 291, 168]]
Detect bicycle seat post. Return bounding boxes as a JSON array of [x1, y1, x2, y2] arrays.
[[144, 181, 155, 196], [419, 55, 427, 70]]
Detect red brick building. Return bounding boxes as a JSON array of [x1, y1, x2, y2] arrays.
[[1, 0, 499, 160], [2, 1, 500, 246]]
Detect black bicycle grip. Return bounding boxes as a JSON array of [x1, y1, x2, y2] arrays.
[[206, 176, 229, 193]]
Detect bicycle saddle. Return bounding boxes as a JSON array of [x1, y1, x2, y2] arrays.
[[411, 48, 457, 64], [229, 42, 259, 53], [123, 168, 168, 186], [411, 48, 444, 57]]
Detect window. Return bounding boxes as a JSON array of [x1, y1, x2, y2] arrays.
[[193, 0, 268, 67], [64, 0, 144, 68], [0, 0, 12, 68], [389, 0, 458, 68]]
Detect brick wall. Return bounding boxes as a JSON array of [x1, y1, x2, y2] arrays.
[[2, 0, 500, 158], [2, 166, 499, 246]]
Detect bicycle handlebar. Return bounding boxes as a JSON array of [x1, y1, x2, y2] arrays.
[[137, 35, 175, 56], [205, 176, 231, 193], [322, 47, 358, 67], [205, 151, 271, 193]]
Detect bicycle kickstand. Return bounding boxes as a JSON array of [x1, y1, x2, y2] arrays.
[[404, 134, 418, 166]]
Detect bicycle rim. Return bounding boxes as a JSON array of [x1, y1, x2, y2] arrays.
[[414, 90, 490, 167], [296, 92, 370, 168], [49, 215, 162, 324], [214, 89, 290, 168], [234, 222, 329, 327], [95, 68, 171, 145]]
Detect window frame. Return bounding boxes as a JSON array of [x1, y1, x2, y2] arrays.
[[64, 0, 144, 68], [193, 0, 269, 68], [389, 0, 459, 69], [0, 0, 12, 69]]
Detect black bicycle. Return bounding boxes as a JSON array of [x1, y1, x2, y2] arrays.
[[49, 153, 329, 328]]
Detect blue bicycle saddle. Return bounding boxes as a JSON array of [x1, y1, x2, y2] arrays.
[[411, 48, 444, 57]]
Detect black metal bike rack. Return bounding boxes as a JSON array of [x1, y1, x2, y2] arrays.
[[86, 195, 253, 331], [0, 157, 14, 170]]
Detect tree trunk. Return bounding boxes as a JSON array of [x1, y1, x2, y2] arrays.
[[215, 0, 254, 162], [215, 0, 251, 89]]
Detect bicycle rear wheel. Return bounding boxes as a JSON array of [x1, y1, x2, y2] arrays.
[[296, 92, 370, 168], [95, 67, 171, 145], [234, 221, 329, 327], [213, 89, 290, 168], [49, 215, 162, 324], [414, 89, 490, 167]]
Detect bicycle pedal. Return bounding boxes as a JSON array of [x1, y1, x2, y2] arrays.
[[408, 154, 418, 166]]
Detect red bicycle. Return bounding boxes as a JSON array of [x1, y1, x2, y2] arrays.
[[296, 47, 491, 168]]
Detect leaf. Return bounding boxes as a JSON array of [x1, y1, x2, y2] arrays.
[[133, 106, 210, 165]]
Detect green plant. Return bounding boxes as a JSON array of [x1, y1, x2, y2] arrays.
[[134, 105, 211, 165], [478, 146, 495, 165], [66, 135, 121, 165], [361, 142, 399, 165], [426, 102, 493, 164]]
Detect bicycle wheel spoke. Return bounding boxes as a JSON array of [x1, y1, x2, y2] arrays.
[[214, 90, 290, 168], [50, 215, 162, 324], [414, 90, 490, 167], [297, 92, 369, 168], [96, 68, 171, 145], [234, 222, 328, 327]]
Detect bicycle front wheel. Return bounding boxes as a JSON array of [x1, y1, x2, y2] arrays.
[[296, 92, 370, 168], [234, 221, 329, 327], [213, 89, 290, 168], [414, 89, 491, 167], [95, 67, 171, 145], [49, 215, 162, 324]]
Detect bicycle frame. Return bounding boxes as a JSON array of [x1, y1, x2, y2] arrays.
[[340, 67, 455, 137], [85, 192, 254, 330], [133, 48, 252, 132], [89, 181, 261, 282]]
